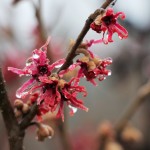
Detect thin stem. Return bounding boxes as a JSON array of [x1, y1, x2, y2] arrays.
[[58, 0, 114, 72], [34, 0, 54, 61], [114, 80, 150, 133], [57, 107, 71, 150]]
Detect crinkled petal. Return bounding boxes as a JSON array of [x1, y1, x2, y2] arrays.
[[89, 79, 97, 86], [59, 63, 78, 77], [114, 23, 128, 38], [56, 101, 64, 121], [106, 8, 114, 16], [40, 36, 51, 51], [39, 76, 54, 84], [48, 59, 65, 71], [16, 78, 35, 98], [114, 12, 126, 20], [8, 67, 26, 76], [107, 28, 114, 42]]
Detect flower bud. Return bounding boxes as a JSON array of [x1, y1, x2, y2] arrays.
[[22, 104, 30, 114], [79, 56, 89, 63], [88, 61, 96, 70], [36, 124, 54, 141], [98, 121, 114, 139], [121, 126, 142, 143], [14, 108, 22, 118], [14, 99, 23, 109], [105, 141, 123, 150]]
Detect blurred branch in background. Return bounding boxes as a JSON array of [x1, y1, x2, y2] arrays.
[[115, 80, 150, 133]]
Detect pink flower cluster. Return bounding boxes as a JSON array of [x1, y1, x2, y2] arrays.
[[8, 37, 112, 120], [8, 8, 128, 121]]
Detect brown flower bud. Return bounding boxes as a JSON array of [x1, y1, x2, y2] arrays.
[[36, 124, 54, 141], [88, 61, 96, 70], [22, 104, 30, 114], [79, 56, 89, 63], [58, 79, 66, 88], [14, 99, 23, 109], [121, 126, 142, 143], [14, 108, 22, 118], [98, 121, 114, 139], [93, 57, 101, 65], [105, 141, 123, 150]]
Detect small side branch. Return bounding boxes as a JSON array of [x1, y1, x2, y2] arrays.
[[114, 80, 150, 133], [20, 102, 38, 130]]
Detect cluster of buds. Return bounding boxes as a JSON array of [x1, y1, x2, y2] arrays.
[[97, 121, 124, 150], [14, 99, 30, 118], [97, 121, 143, 150]]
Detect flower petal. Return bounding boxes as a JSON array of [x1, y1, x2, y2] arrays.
[[16, 78, 35, 98]]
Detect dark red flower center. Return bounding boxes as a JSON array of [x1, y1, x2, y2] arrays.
[[85, 71, 96, 80], [102, 15, 116, 26], [43, 81, 58, 93], [38, 65, 49, 75]]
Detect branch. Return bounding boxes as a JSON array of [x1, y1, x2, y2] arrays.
[[0, 68, 25, 150], [20, 102, 38, 130], [34, 0, 54, 62], [0, 68, 18, 133], [57, 107, 72, 150], [58, 0, 115, 72], [114, 80, 150, 133]]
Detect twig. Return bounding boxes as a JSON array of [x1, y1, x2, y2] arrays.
[[0, 68, 25, 150], [57, 107, 72, 150], [58, 0, 115, 72], [56, 1, 115, 150], [20, 102, 38, 130], [114, 80, 150, 133], [34, 0, 54, 62]]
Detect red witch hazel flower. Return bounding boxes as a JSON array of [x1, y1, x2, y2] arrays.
[[8, 37, 65, 99], [77, 54, 112, 86], [90, 8, 128, 44], [31, 76, 88, 121], [60, 47, 112, 86]]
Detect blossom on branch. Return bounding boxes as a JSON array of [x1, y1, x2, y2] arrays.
[[8, 37, 65, 98], [90, 8, 128, 44], [33, 76, 88, 121], [77, 55, 112, 86]]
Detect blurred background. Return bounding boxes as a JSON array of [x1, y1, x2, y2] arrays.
[[0, 0, 150, 149]]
